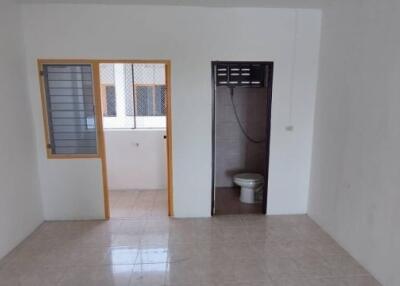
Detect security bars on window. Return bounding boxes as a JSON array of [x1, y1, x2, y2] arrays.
[[100, 63, 166, 129], [42, 64, 98, 155]]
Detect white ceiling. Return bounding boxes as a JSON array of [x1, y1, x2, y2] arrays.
[[18, 0, 325, 8]]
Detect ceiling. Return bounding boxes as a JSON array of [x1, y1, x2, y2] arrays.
[[18, 0, 325, 8]]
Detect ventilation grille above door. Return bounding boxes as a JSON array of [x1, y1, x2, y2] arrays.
[[216, 63, 266, 88]]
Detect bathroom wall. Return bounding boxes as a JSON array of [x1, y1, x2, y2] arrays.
[[215, 86, 267, 187], [0, 0, 43, 260], [104, 129, 167, 190]]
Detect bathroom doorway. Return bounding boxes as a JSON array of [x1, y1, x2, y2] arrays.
[[211, 61, 273, 215]]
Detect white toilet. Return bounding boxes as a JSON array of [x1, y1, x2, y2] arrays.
[[233, 173, 264, 204]]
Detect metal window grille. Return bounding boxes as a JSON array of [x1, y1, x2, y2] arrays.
[[136, 86, 154, 116], [124, 64, 135, 117], [42, 64, 98, 155], [104, 86, 116, 116], [155, 85, 166, 116], [100, 63, 166, 129], [100, 64, 116, 118], [134, 84, 166, 116]]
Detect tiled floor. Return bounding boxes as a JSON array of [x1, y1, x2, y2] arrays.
[[215, 187, 263, 215], [110, 190, 168, 219], [0, 191, 380, 286]]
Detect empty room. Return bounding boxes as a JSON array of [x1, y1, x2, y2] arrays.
[[0, 0, 398, 286]]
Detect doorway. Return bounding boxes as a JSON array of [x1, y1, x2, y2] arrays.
[[96, 60, 173, 219], [211, 61, 273, 215]]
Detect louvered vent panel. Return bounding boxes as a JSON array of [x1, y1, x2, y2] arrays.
[[216, 63, 266, 87], [43, 64, 98, 155]]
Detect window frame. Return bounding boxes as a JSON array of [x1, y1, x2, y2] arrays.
[[99, 78, 167, 130], [38, 60, 102, 159], [154, 84, 167, 116], [132, 83, 166, 129], [134, 84, 167, 116], [100, 84, 116, 117]]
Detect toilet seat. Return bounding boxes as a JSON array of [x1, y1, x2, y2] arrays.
[[233, 173, 264, 184]]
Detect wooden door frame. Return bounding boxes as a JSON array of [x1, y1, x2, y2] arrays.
[[37, 59, 174, 219], [95, 59, 173, 219]]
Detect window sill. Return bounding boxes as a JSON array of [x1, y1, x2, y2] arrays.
[[104, 128, 166, 132]]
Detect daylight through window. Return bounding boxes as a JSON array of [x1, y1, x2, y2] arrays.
[[100, 63, 166, 129]]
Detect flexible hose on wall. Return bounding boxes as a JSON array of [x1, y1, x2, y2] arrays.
[[229, 86, 265, 144]]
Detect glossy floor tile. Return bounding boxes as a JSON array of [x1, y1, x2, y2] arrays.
[[0, 209, 381, 286], [110, 189, 168, 219]]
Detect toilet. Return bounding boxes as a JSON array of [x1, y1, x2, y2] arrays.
[[233, 173, 264, 204]]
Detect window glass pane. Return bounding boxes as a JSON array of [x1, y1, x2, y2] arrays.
[[100, 63, 135, 129], [136, 86, 154, 116], [155, 85, 166, 116], [43, 64, 97, 155], [124, 64, 135, 117], [104, 86, 116, 117], [99, 63, 166, 129], [134, 64, 166, 129]]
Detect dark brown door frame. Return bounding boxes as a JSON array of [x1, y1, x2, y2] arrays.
[[211, 61, 274, 215]]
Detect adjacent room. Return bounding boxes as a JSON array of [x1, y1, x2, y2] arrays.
[[0, 0, 399, 286], [99, 62, 169, 219]]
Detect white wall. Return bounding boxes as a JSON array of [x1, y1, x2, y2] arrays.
[[0, 0, 43, 260], [21, 4, 321, 217], [105, 130, 167, 190], [308, 1, 400, 285]]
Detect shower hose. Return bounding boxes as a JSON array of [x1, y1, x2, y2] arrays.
[[229, 86, 266, 144]]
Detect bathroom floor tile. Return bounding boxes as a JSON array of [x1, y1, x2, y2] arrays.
[[215, 187, 263, 215]]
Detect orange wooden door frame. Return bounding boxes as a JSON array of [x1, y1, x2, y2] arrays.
[[93, 60, 174, 219]]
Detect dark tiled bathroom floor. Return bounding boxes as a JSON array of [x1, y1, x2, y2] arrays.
[[215, 187, 263, 215]]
